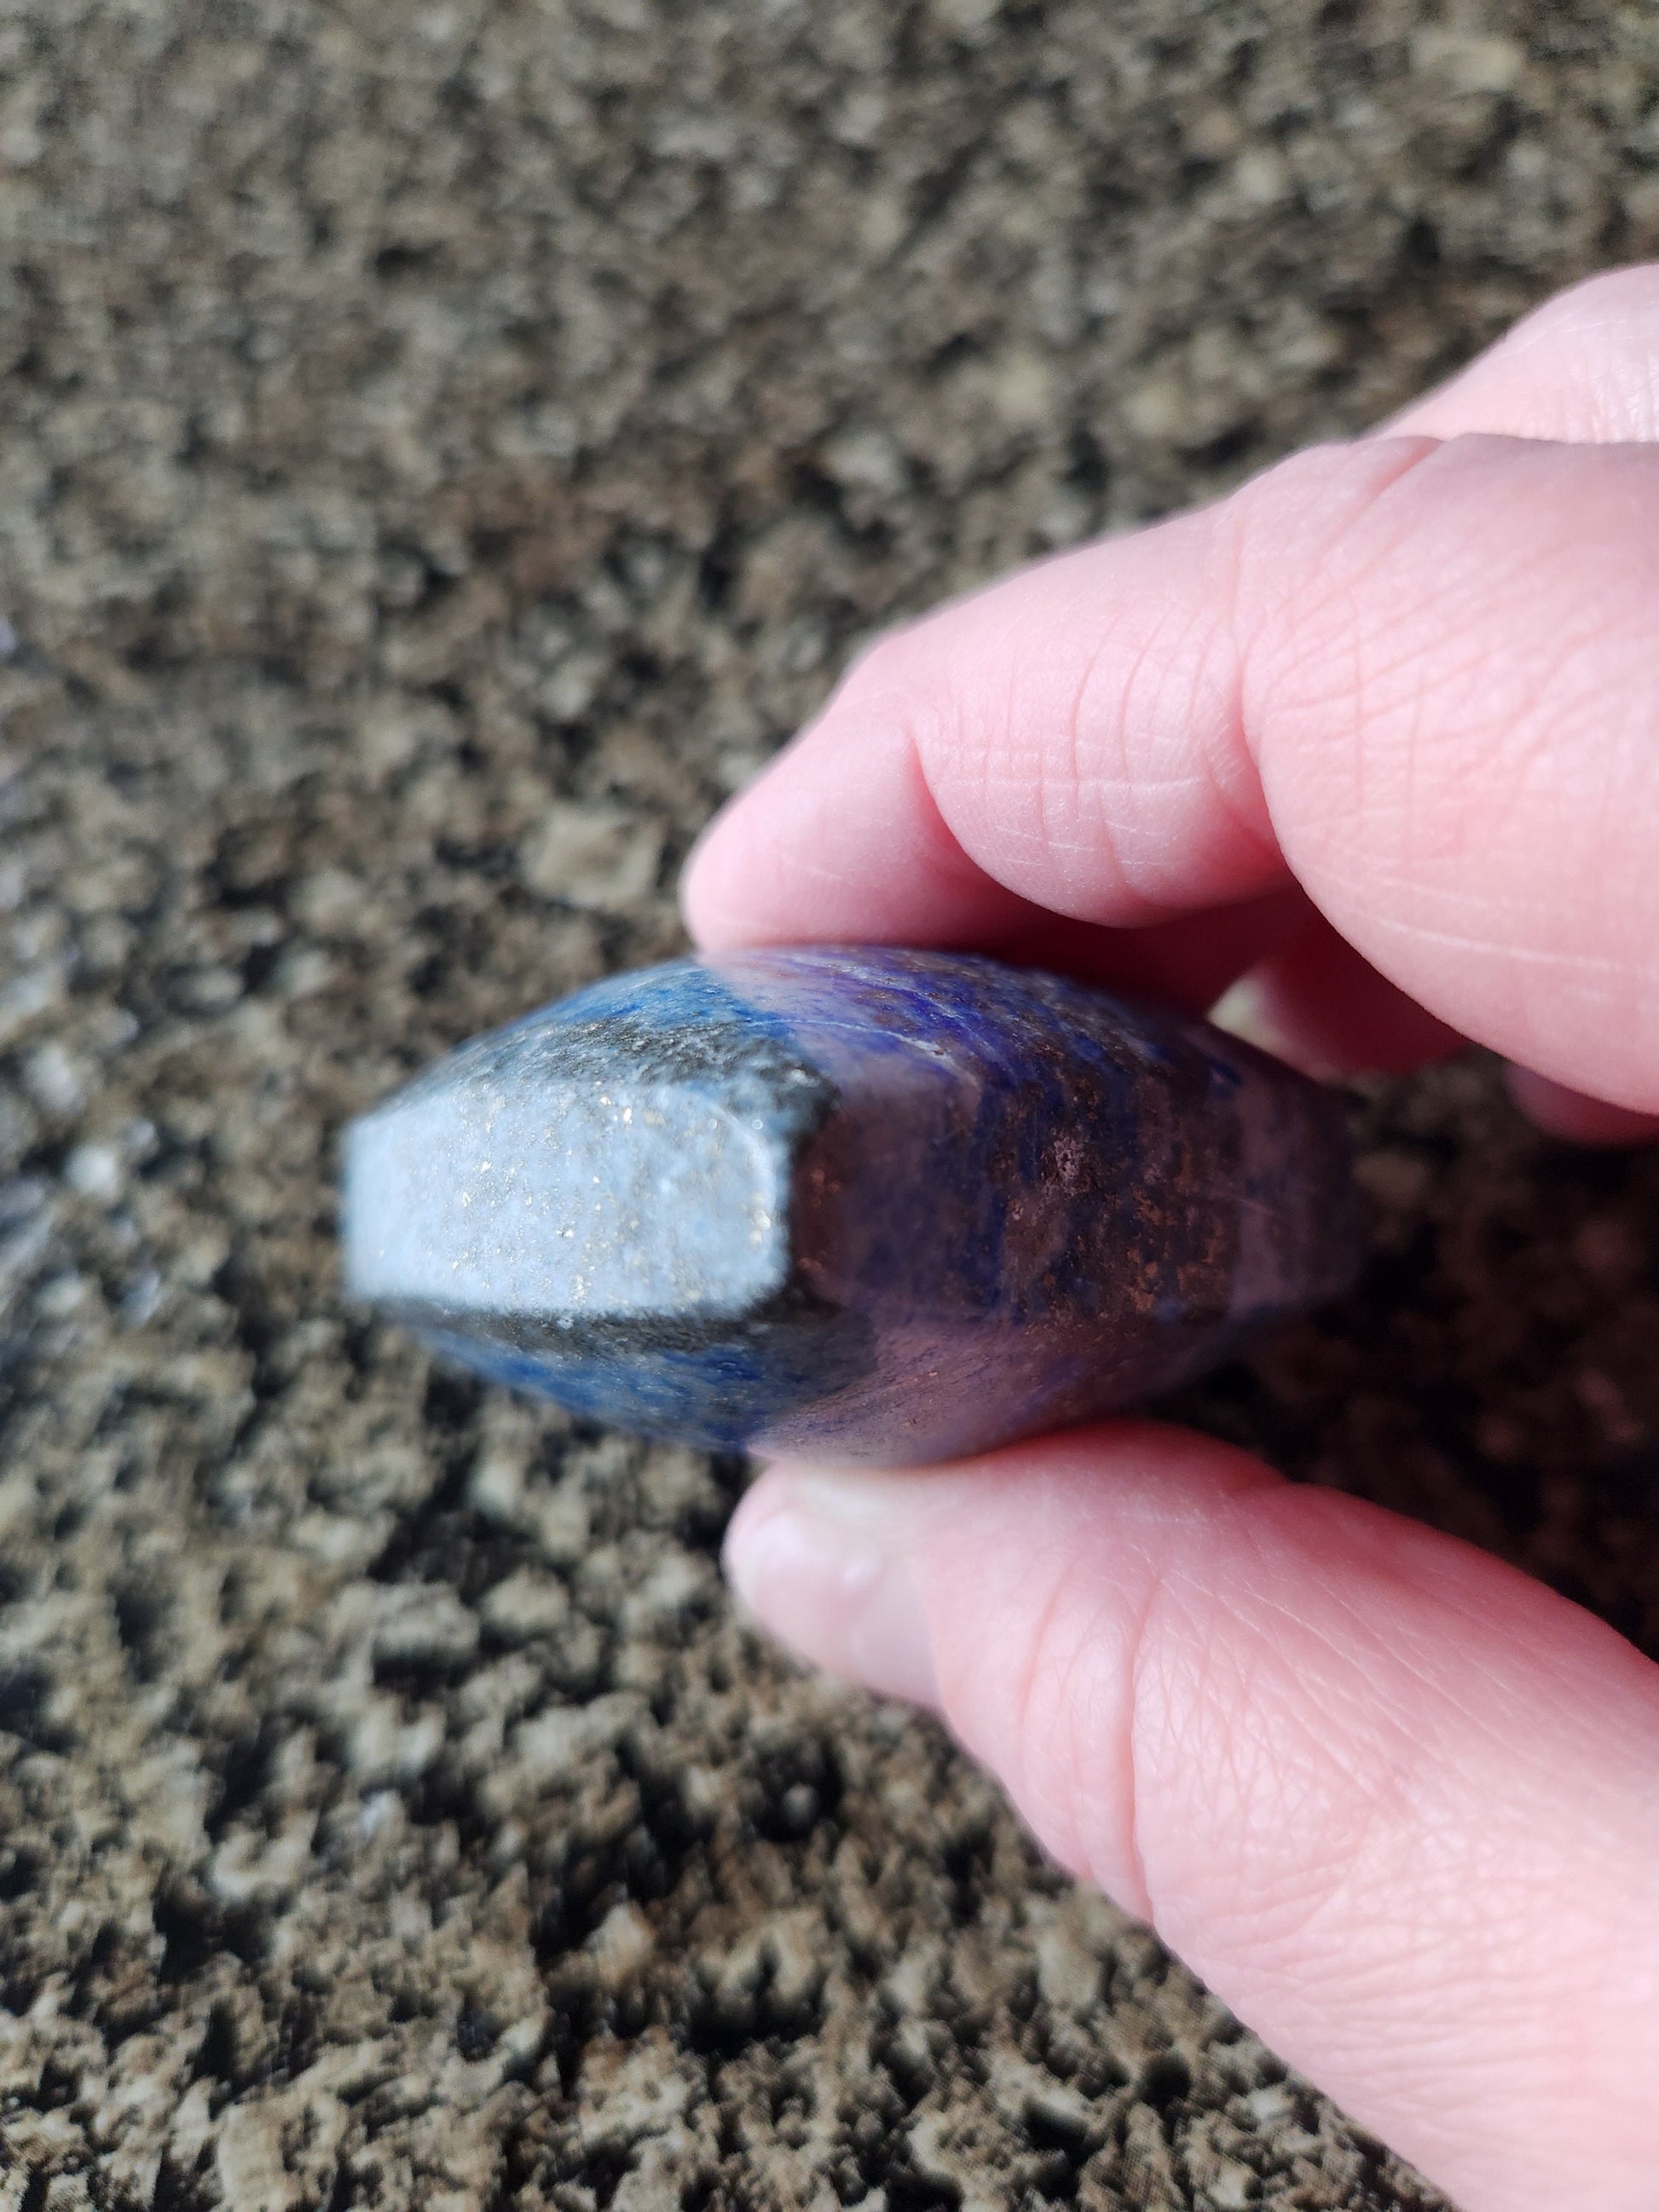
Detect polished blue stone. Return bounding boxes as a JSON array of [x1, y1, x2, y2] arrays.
[[342, 948, 1362, 1462]]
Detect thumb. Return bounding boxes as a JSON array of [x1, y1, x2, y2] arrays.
[[726, 1429, 1659, 2212]]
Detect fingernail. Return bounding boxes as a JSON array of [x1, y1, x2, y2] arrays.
[[1209, 973, 1332, 1081], [1210, 974, 1292, 1059], [724, 1476, 938, 1707]]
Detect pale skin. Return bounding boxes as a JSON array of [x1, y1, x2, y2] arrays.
[[681, 267, 1659, 2212]]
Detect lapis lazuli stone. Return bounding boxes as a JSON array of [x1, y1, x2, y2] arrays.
[[342, 947, 1362, 1464]]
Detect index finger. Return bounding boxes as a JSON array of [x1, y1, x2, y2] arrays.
[[685, 431, 1659, 1112]]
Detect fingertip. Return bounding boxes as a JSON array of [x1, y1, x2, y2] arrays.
[[678, 813, 734, 949], [679, 763, 784, 950], [1208, 916, 1466, 1080], [722, 1464, 941, 1707], [1505, 1064, 1659, 1146], [682, 692, 1009, 952]]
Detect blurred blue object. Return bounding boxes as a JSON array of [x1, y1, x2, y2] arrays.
[[343, 947, 1362, 1463]]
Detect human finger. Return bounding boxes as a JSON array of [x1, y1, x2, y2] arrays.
[[1386, 262, 1659, 442], [1211, 907, 1465, 1077], [831, 881, 1315, 1017], [1254, 258, 1659, 1098], [685, 431, 1659, 1112], [726, 1433, 1659, 2212], [691, 267, 1659, 1101], [1503, 1066, 1659, 1146]]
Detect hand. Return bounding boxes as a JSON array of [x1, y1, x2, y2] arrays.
[[681, 265, 1659, 2212]]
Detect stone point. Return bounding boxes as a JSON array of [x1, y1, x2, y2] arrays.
[[344, 947, 1364, 1462]]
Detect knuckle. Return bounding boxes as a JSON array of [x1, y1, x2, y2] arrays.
[[934, 1541, 1145, 1907], [830, 622, 957, 774], [834, 621, 938, 722], [1228, 436, 1441, 640], [1013, 1556, 1143, 1902]]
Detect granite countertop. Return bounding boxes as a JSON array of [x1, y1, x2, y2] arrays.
[[5, 4, 1659, 2205]]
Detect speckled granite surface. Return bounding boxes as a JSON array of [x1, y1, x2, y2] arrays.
[[5, 5, 1659, 2206]]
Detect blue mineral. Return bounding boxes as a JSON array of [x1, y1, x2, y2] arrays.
[[342, 947, 1363, 1463]]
